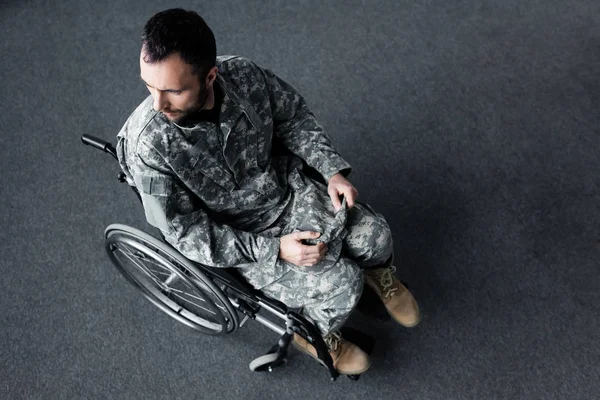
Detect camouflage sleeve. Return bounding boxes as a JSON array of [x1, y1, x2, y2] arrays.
[[256, 64, 352, 182], [133, 149, 280, 270]]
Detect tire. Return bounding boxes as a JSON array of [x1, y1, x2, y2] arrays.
[[104, 224, 238, 335], [249, 352, 285, 372]]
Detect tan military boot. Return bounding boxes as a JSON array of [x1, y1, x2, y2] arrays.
[[364, 266, 421, 327], [293, 331, 371, 375]]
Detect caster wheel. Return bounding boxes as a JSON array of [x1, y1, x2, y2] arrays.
[[249, 353, 286, 372], [347, 374, 361, 381]]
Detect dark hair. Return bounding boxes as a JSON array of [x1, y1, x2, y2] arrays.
[[141, 8, 216, 78]]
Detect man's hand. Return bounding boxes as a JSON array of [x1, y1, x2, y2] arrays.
[[279, 231, 328, 267], [328, 173, 358, 211]]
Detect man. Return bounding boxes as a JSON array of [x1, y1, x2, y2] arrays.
[[117, 8, 420, 375]]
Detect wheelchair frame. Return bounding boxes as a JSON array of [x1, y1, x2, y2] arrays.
[[81, 134, 363, 381]]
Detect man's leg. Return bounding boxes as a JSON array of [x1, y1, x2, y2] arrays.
[[260, 257, 371, 374], [261, 257, 363, 334], [343, 202, 421, 327]]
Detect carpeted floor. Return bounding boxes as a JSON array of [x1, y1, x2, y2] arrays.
[[1, 1, 598, 399]]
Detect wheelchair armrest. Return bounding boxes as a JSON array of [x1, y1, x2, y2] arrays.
[[197, 266, 255, 297], [252, 291, 288, 315], [214, 268, 289, 314]]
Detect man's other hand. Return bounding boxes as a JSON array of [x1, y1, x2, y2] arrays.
[[328, 173, 358, 211], [279, 231, 328, 267]]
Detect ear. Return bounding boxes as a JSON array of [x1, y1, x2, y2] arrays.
[[205, 66, 219, 87]]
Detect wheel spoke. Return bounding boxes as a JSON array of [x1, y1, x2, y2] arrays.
[[169, 290, 216, 315], [118, 246, 219, 317], [168, 279, 231, 319], [164, 272, 180, 286], [119, 246, 172, 276], [117, 249, 206, 318], [117, 248, 166, 289], [106, 226, 239, 334], [168, 287, 207, 304], [173, 281, 231, 315]]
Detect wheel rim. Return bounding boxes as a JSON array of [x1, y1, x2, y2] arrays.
[[105, 225, 238, 334]]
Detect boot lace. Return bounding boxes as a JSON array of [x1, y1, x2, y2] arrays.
[[324, 330, 342, 352], [375, 265, 399, 299]]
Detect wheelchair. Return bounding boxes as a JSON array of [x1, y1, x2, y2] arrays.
[[81, 134, 385, 381]]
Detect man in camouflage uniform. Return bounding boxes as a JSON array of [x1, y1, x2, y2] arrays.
[[117, 8, 420, 375]]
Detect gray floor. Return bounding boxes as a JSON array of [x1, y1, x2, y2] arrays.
[[1, 1, 599, 399]]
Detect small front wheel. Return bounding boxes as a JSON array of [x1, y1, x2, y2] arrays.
[[249, 352, 286, 372]]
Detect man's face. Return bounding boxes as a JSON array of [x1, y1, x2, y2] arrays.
[[139, 50, 208, 122]]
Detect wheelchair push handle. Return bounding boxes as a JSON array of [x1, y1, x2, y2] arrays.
[[81, 134, 118, 160]]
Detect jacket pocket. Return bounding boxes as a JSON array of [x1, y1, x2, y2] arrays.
[[134, 174, 173, 233]]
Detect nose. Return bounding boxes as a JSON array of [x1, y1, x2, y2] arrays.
[[152, 91, 168, 112]]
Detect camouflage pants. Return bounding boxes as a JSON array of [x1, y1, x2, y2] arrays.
[[260, 202, 393, 335]]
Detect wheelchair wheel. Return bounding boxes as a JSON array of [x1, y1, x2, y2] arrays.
[[249, 352, 286, 372], [104, 224, 239, 335]]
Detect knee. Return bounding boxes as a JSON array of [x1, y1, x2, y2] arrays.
[[371, 219, 393, 260], [346, 214, 393, 265]]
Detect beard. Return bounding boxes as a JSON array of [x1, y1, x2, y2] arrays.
[[162, 85, 210, 123]]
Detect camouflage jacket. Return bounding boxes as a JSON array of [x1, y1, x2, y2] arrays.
[[116, 55, 352, 288]]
